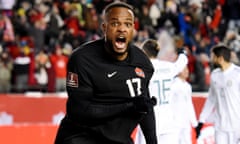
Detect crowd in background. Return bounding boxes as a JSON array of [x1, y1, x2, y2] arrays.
[[0, 0, 240, 93]]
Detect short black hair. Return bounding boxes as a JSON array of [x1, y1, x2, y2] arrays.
[[141, 39, 159, 58], [212, 45, 231, 62], [103, 1, 134, 16]]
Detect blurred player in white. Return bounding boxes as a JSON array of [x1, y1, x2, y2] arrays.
[[135, 38, 188, 144], [171, 65, 198, 144], [196, 45, 240, 144]]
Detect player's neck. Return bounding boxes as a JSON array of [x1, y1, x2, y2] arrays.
[[221, 62, 231, 71]]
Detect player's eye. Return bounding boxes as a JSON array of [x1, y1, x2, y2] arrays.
[[111, 22, 120, 27], [125, 22, 133, 28]]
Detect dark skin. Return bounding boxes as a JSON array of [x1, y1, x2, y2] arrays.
[[101, 7, 135, 61]]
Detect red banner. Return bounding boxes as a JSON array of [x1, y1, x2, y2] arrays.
[[0, 93, 214, 144]]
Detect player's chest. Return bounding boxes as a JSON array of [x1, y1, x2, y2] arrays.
[[89, 63, 148, 97], [213, 73, 237, 89]]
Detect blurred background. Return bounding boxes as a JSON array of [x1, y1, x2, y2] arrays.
[[1, 0, 239, 143]]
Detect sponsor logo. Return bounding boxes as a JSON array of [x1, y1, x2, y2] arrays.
[[107, 71, 117, 78]]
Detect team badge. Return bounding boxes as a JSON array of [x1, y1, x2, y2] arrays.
[[135, 67, 145, 78], [67, 72, 78, 87]]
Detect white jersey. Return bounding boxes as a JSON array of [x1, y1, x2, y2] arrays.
[[149, 54, 188, 134], [135, 54, 188, 144], [199, 63, 240, 131], [170, 77, 197, 144], [171, 77, 198, 129]]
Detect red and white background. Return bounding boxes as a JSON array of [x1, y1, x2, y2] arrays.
[[0, 92, 214, 144]]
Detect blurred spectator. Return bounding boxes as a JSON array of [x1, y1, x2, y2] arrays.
[[230, 50, 240, 65], [44, 3, 64, 51], [1, 0, 240, 93], [209, 4, 222, 34], [92, 0, 113, 14], [191, 54, 209, 92], [134, 28, 150, 47], [137, 2, 153, 31], [11, 7, 30, 38], [0, 0, 15, 17], [157, 0, 180, 35], [178, 6, 196, 46], [27, 6, 46, 54], [198, 52, 211, 89], [149, 1, 161, 28], [184, 45, 208, 91], [0, 14, 5, 43], [1, 13, 15, 44], [0, 50, 13, 93], [0, 0, 15, 11], [84, 4, 101, 41], [63, 7, 86, 48], [62, 43, 73, 56], [224, 30, 240, 61], [34, 49, 51, 92], [49, 46, 68, 92], [12, 47, 31, 93], [71, 0, 86, 26], [225, 0, 240, 32]]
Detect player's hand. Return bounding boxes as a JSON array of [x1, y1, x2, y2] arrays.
[[195, 122, 203, 138], [131, 96, 156, 113], [177, 48, 187, 55]]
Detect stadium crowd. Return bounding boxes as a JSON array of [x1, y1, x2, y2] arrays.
[[0, 0, 240, 93]]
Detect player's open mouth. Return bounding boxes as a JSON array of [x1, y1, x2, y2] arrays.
[[115, 36, 126, 49]]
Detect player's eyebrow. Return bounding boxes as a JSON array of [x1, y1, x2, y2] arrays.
[[109, 17, 133, 21]]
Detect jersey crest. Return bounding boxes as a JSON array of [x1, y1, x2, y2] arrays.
[[135, 67, 145, 78], [67, 72, 79, 87]]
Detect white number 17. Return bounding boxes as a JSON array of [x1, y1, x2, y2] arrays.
[[126, 78, 142, 97]]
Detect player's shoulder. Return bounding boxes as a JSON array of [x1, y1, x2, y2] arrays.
[[131, 44, 147, 57], [211, 64, 240, 77], [71, 39, 103, 57], [159, 60, 173, 65], [131, 44, 152, 64], [156, 60, 175, 69], [172, 77, 181, 86], [232, 63, 240, 72], [173, 77, 189, 85], [68, 39, 104, 65], [211, 67, 221, 74], [151, 58, 173, 65], [185, 80, 192, 89]]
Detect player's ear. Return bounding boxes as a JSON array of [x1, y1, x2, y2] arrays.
[[101, 23, 106, 35]]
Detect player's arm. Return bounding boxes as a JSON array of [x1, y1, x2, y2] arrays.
[[139, 107, 157, 144], [186, 84, 198, 127], [199, 86, 216, 123], [138, 85, 157, 144], [195, 84, 216, 138], [172, 53, 188, 76]]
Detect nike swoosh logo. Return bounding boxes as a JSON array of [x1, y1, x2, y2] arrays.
[[107, 71, 117, 78]]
